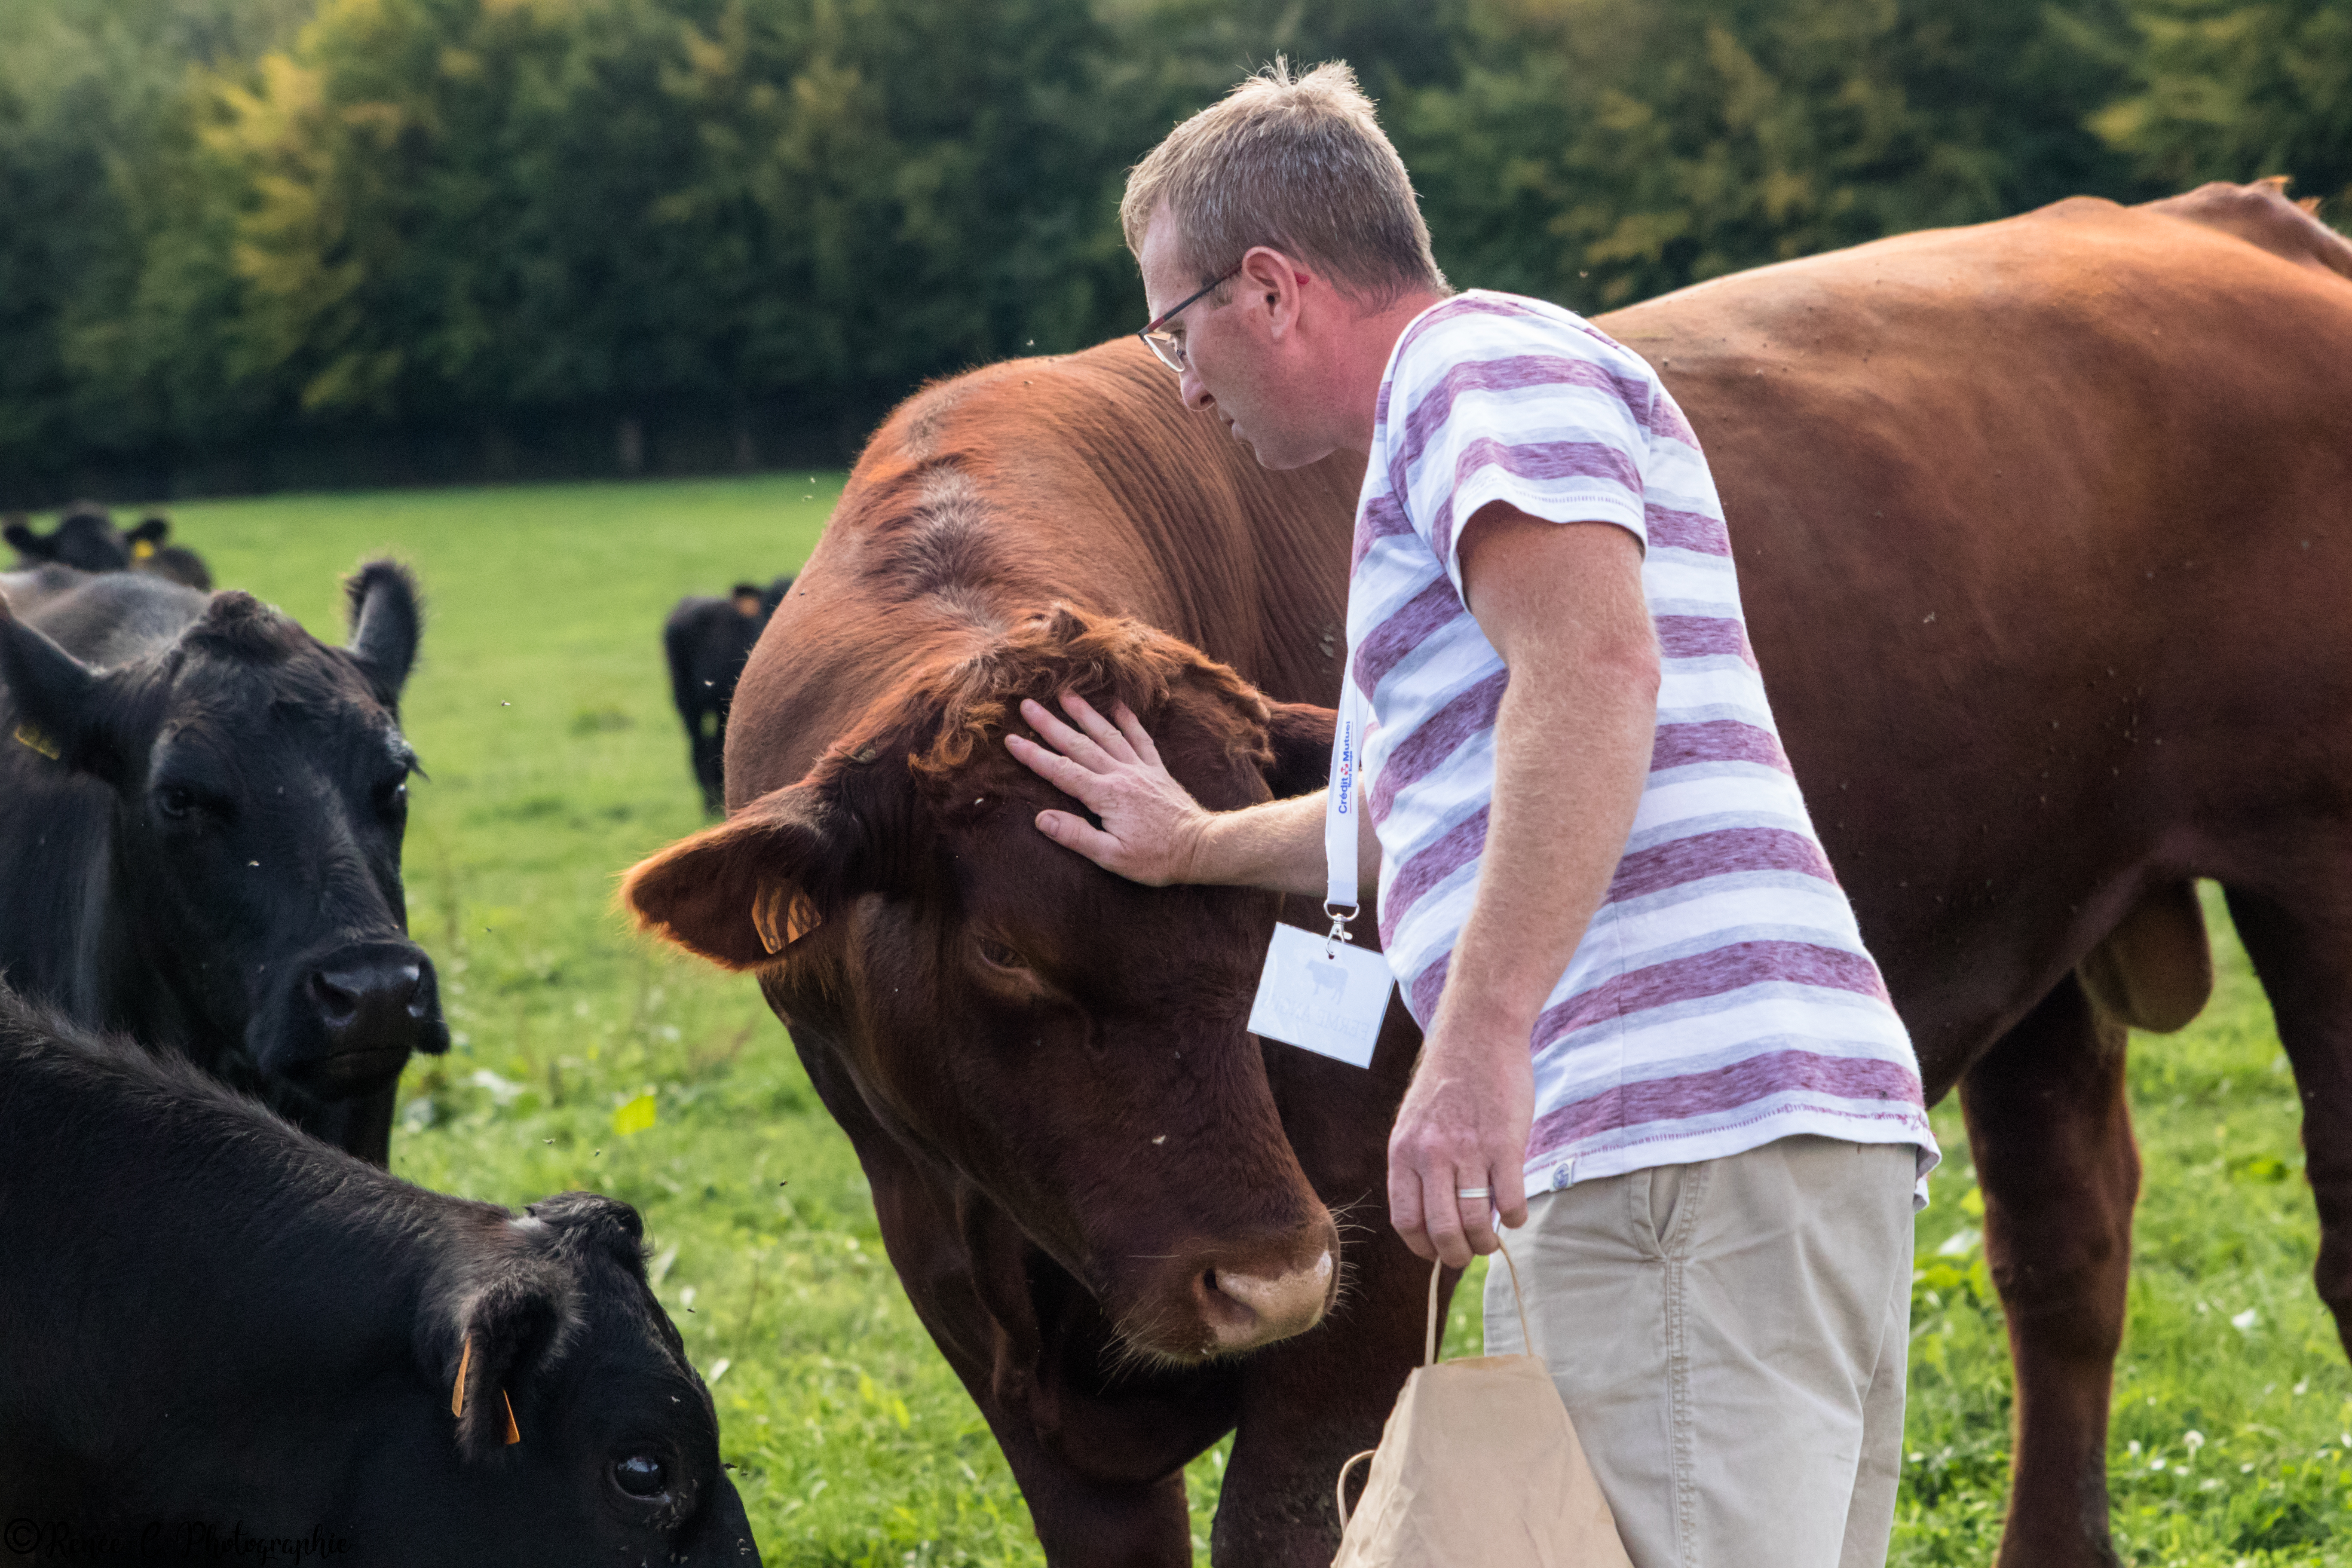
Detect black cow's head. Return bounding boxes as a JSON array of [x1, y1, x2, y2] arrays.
[[415, 1192, 757, 1559], [0, 562, 446, 1162], [6, 504, 130, 572], [627, 606, 1342, 1366]]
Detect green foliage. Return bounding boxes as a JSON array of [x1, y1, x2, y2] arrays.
[[1404, 0, 2145, 310], [2095, 0, 2352, 210], [1, 0, 2345, 499], [61, 476, 2334, 1562]]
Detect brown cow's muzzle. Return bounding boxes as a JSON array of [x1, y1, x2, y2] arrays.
[[1121, 1213, 1341, 1360]]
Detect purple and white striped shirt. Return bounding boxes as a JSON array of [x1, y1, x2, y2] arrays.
[[1351, 291, 1937, 1197]]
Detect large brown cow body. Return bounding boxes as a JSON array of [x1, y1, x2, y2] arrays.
[[630, 181, 2352, 1566]]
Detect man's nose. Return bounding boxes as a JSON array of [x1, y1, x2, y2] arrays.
[[1180, 365, 1213, 410]]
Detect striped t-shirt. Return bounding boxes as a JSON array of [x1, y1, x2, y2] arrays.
[[1350, 291, 1938, 1197]]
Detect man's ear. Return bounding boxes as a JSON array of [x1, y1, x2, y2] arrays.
[[344, 559, 422, 709], [622, 774, 864, 969], [443, 1258, 571, 1460], [0, 599, 126, 782], [1264, 700, 1336, 801]]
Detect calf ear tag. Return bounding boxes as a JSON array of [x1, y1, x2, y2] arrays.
[[12, 722, 59, 760], [1247, 922, 1392, 1069], [450, 1335, 523, 1445]]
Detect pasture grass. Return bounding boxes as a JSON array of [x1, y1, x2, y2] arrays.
[[116, 476, 2352, 1563]]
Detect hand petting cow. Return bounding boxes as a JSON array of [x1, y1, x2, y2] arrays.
[[0, 562, 445, 1165], [625, 181, 2352, 1568], [0, 986, 762, 1565], [665, 576, 792, 815]]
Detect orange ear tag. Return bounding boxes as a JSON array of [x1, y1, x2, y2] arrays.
[[451, 1334, 473, 1417], [500, 1390, 522, 1446]]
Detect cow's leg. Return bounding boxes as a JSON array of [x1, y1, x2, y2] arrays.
[[1960, 973, 2138, 1568], [2220, 886, 2352, 1361]]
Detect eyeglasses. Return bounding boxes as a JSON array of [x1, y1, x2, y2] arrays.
[[1137, 267, 1240, 374]]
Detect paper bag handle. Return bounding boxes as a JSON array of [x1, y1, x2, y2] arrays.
[[1335, 1447, 1377, 1531], [1422, 1235, 1534, 1366]]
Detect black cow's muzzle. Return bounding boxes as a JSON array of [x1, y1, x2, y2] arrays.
[[260, 937, 450, 1097]]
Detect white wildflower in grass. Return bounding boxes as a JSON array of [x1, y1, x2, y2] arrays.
[[2230, 1307, 2258, 1331]]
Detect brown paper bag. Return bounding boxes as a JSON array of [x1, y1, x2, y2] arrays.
[[1332, 1243, 1633, 1568]]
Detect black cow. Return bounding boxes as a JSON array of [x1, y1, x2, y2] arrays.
[[5, 505, 214, 590], [0, 563, 447, 1164], [664, 576, 791, 815], [125, 516, 215, 590], [0, 987, 763, 1565]]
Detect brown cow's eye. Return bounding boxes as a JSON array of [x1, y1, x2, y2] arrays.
[[977, 937, 1029, 971]]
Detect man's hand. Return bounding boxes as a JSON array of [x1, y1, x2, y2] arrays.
[[1387, 993, 1535, 1267], [1004, 694, 1213, 886]]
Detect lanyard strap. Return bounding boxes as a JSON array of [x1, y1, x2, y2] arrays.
[[1323, 658, 1370, 949]]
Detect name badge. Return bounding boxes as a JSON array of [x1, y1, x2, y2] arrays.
[[1247, 922, 1393, 1069]]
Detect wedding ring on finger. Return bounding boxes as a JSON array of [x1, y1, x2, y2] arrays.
[[1455, 1186, 1491, 1200]]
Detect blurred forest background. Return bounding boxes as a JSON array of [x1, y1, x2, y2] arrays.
[[3, 0, 2347, 504]]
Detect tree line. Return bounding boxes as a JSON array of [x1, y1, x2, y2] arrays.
[[2, 0, 2345, 504]]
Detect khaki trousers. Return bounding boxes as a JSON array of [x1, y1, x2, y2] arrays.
[[1483, 1136, 1916, 1568]]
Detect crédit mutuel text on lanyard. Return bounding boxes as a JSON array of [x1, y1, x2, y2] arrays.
[[1245, 660, 1396, 1069]]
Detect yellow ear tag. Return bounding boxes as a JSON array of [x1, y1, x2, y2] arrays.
[[13, 722, 59, 760], [132, 539, 156, 560]]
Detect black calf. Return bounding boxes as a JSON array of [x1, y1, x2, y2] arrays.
[[0, 988, 762, 1565], [664, 576, 791, 815]]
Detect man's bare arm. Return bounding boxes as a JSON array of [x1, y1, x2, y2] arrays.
[[1387, 503, 1658, 1268], [1004, 693, 1379, 897]]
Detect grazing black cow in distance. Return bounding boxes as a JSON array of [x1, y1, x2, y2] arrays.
[[664, 575, 791, 814], [4, 504, 214, 590], [125, 514, 214, 589], [0, 563, 447, 1164], [0, 988, 763, 1565]]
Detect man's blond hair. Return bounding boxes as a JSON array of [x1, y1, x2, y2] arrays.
[[1121, 60, 1447, 306]]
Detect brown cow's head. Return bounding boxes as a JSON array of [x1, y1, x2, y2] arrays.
[[625, 606, 1340, 1364]]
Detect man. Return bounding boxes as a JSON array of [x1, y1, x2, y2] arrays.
[[1006, 61, 1937, 1568]]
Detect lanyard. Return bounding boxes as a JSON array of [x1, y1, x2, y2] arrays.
[[1323, 657, 1370, 952]]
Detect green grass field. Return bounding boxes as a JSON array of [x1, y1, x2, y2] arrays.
[[126, 476, 2352, 1563]]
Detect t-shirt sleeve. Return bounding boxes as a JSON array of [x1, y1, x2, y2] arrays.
[[1387, 312, 1652, 600]]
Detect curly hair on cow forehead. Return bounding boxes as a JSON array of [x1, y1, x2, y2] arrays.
[[180, 592, 306, 665], [906, 605, 1273, 788]]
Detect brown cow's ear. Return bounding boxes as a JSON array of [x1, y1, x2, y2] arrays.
[[1263, 701, 1337, 801], [622, 780, 855, 969]]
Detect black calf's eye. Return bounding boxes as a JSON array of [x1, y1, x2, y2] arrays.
[[156, 786, 194, 821], [612, 1453, 667, 1498]]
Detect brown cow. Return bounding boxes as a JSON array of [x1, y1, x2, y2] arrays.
[[627, 181, 2352, 1567]]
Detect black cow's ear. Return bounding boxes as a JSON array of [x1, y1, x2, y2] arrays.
[[445, 1261, 570, 1461], [126, 518, 169, 545], [622, 775, 861, 970], [6, 522, 52, 562], [343, 559, 422, 708], [1264, 701, 1337, 801], [0, 600, 125, 782]]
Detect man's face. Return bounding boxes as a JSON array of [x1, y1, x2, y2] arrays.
[[1137, 208, 1330, 471]]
